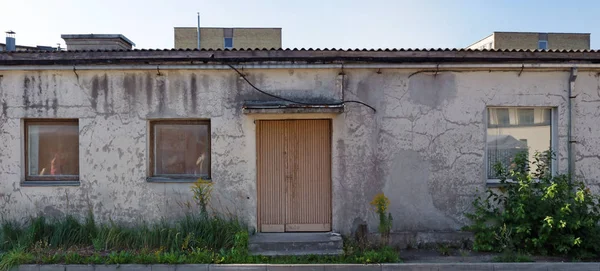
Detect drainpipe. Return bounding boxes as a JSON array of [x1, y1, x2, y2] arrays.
[[568, 67, 578, 181]]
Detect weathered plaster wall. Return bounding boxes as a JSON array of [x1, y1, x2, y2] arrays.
[[1, 67, 598, 236]]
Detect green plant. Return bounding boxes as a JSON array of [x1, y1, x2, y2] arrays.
[[492, 252, 534, 262], [464, 150, 600, 258], [64, 252, 83, 264], [106, 251, 133, 264], [437, 243, 451, 256], [0, 249, 34, 271], [191, 178, 213, 217], [370, 193, 393, 246], [352, 246, 399, 263]]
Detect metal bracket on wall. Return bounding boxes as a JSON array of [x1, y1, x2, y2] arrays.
[[518, 64, 524, 77]]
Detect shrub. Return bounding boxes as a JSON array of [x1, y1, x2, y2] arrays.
[[464, 151, 600, 258]]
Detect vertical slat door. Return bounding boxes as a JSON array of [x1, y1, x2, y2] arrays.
[[257, 119, 332, 232], [257, 120, 287, 232], [285, 119, 332, 232]]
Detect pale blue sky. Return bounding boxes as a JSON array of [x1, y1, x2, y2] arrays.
[[1, 0, 598, 49]]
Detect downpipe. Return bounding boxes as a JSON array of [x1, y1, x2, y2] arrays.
[[568, 67, 578, 182]]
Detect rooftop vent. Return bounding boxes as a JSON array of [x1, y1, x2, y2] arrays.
[[61, 34, 135, 51]]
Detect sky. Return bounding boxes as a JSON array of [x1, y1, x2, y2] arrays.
[[1, 0, 598, 50]]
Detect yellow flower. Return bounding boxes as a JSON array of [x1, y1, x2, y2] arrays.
[[370, 193, 390, 214]]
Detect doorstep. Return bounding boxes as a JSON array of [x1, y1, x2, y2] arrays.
[[249, 232, 343, 256]]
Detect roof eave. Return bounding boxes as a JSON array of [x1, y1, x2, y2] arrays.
[[1, 49, 600, 66]]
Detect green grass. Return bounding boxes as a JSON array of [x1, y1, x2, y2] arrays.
[[1, 213, 246, 252], [0, 249, 34, 271], [0, 246, 400, 268], [0, 214, 400, 271], [492, 252, 534, 262]]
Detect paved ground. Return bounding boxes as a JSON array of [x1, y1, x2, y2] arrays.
[[14, 263, 600, 271]]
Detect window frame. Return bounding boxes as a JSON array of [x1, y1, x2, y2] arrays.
[[148, 119, 211, 182], [485, 107, 557, 186], [23, 119, 80, 183]]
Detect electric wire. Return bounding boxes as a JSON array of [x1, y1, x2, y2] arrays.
[[226, 64, 377, 112]]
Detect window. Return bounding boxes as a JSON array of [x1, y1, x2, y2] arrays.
[[487, 108, 553, 180], [150, 120, 210, 180], [224, 37, 233, 49], [517, 108, 534, 125], [538, 40, 548, 50], [489, 108, 510, 126], [25, 119, 79, 182]]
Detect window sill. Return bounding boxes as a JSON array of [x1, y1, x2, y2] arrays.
[[486, 179, 541, 187], [21, 180, 81, 187], [146, 176, 211, 183]]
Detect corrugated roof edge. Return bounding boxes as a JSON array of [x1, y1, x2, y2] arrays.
[[3, 47, 600, 66], [1, 48, 599, 53]]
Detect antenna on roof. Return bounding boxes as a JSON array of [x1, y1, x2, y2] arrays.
[[197, 12, 201, 49]]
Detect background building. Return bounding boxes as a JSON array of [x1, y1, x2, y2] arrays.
[[0, 31, 59, 52], [61, 34, 135, 51], [174, 27, 282, 49], [468, 31, 590, 50]]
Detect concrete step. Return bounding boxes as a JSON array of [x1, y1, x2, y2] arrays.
[[249, 232, 343, 256]]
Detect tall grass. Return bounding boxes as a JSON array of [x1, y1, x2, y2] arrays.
[[0, 213, 246, 253]]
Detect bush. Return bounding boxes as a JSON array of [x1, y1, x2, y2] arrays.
[[464, 151, 600, 258]]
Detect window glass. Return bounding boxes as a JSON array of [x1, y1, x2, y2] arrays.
[[518, 108, 534, 125], [224, 37, 233, 49], [26, 121, 79, 179], [153, 122, 210, 177], [488, 108, 510, 126], [538, 40, 548, 50], [487, 108, 552, 179]]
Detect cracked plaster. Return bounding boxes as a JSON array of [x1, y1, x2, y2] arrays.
[[0, 68, 597, 235]]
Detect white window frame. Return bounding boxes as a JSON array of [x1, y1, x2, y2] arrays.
[[485, 107, 558, 186]]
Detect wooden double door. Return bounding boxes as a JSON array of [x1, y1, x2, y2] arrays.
[[257, 119, 332, 232]]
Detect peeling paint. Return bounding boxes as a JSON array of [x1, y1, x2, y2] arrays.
[[0, 69, 591, 237]]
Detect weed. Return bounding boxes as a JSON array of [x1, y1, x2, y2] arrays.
[[0, 249, 34, 271], [191, 178, 213, 217], [370, 193, 393, 246], [1, 214, 245, 253], [492, 252, 534, 262], [437, 243, 451, 256]]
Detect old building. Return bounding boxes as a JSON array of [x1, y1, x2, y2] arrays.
[[467, 31, 590, 50], [1, 41, 600, 246], [0, 31, 59, 52], [174, 27, 282, 49]]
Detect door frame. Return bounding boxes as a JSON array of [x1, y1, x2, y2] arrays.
[[255, 117, 334, 233]]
